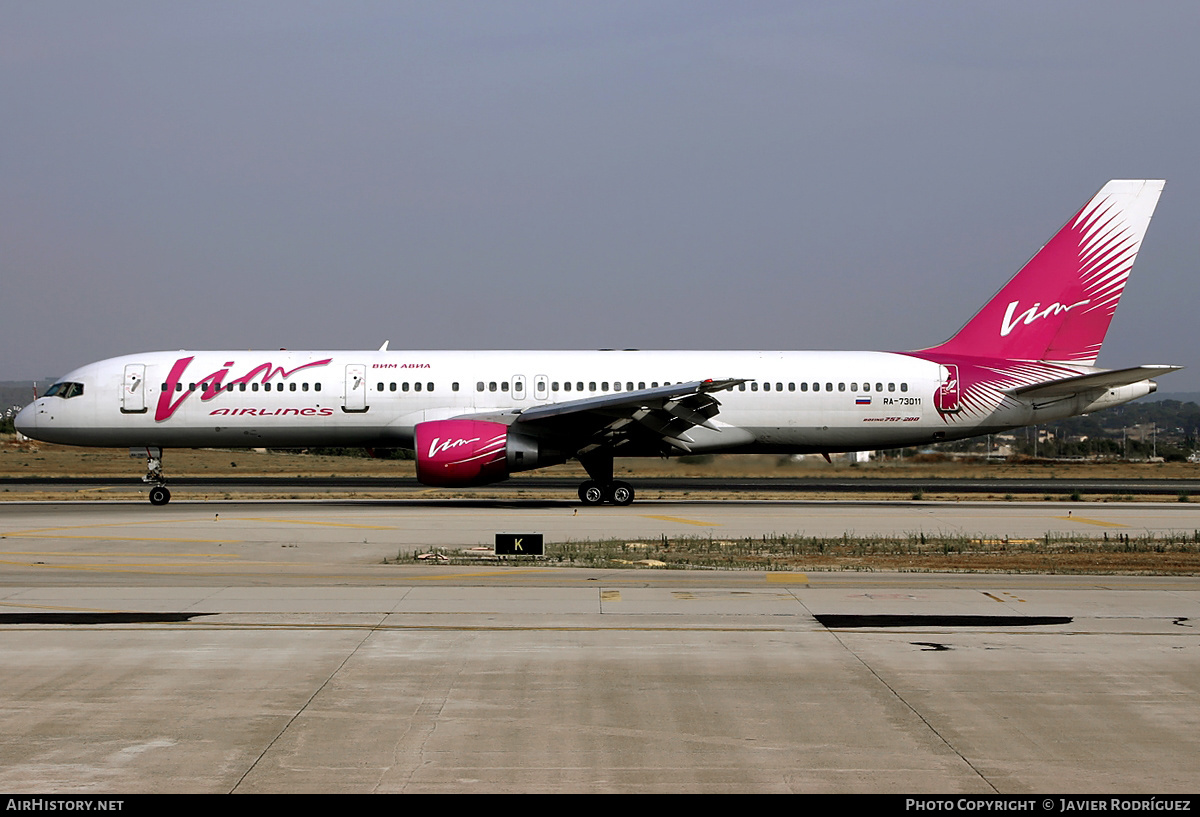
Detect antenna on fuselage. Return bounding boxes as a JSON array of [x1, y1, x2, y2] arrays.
[[379, 340, 390, 352]]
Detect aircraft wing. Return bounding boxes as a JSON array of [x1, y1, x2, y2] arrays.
[[1004, 365, 1183, 400], [459, 379, 747, 454]]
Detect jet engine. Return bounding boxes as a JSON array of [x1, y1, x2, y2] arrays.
[[414, 419, 546, 487]]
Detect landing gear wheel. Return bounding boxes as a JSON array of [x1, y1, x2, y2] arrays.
[[578, 480, 605, 506], [578, 480, 635, 506], [609, 481, 635, 506], [148, 486, 171, 506]]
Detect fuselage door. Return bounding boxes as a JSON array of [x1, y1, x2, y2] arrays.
[[512, 375, 526, 401], [343, 364, 369, 412], [121, 364, 147, 414], [534, 375, 548, 402], [934, 364, 961, 413]]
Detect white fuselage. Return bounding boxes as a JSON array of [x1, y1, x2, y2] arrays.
[[15, 348, 1155, 454], [12, 181, 1176, 508]]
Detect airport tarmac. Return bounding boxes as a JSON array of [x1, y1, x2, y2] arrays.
[[0, 499, 1198, 793]]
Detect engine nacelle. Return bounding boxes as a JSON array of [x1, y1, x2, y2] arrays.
[[414, 419, 544, 487]]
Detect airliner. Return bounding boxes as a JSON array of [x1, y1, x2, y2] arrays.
[[15, 180, 1180, 506]]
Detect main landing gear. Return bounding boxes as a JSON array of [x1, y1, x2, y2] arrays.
[[577, 479, 635, 506], [577, 452, 635, 506], [133, 447, 171, 506]]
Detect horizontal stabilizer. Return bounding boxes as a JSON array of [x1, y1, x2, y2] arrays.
[[1004, 365, 1182, 400]]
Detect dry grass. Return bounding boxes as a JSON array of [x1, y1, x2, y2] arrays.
[[7, 437, 1199, 574], [534, 533, 1200, 574], [3, 437, 1197, 481]]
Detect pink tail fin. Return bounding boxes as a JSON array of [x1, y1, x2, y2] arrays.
[[921, 180, 1165, 364]]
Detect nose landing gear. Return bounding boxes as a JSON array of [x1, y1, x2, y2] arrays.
[[132, 447, 171, 506]]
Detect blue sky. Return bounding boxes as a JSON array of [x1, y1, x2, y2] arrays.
[[4, 2, 1198, 389]]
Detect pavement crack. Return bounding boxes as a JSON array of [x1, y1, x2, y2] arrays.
[[787, 587, 997, 793], [388, 637, 470, 793], [228, 613, 386, 793], [827, 627, 999, 794]]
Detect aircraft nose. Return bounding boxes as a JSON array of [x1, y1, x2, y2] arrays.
[[13, 403, 36, 436]]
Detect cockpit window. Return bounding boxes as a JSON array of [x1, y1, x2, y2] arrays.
[[44, 381, 84, 399]]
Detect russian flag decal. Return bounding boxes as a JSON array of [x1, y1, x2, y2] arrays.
[[856, 396, 871, 405]]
